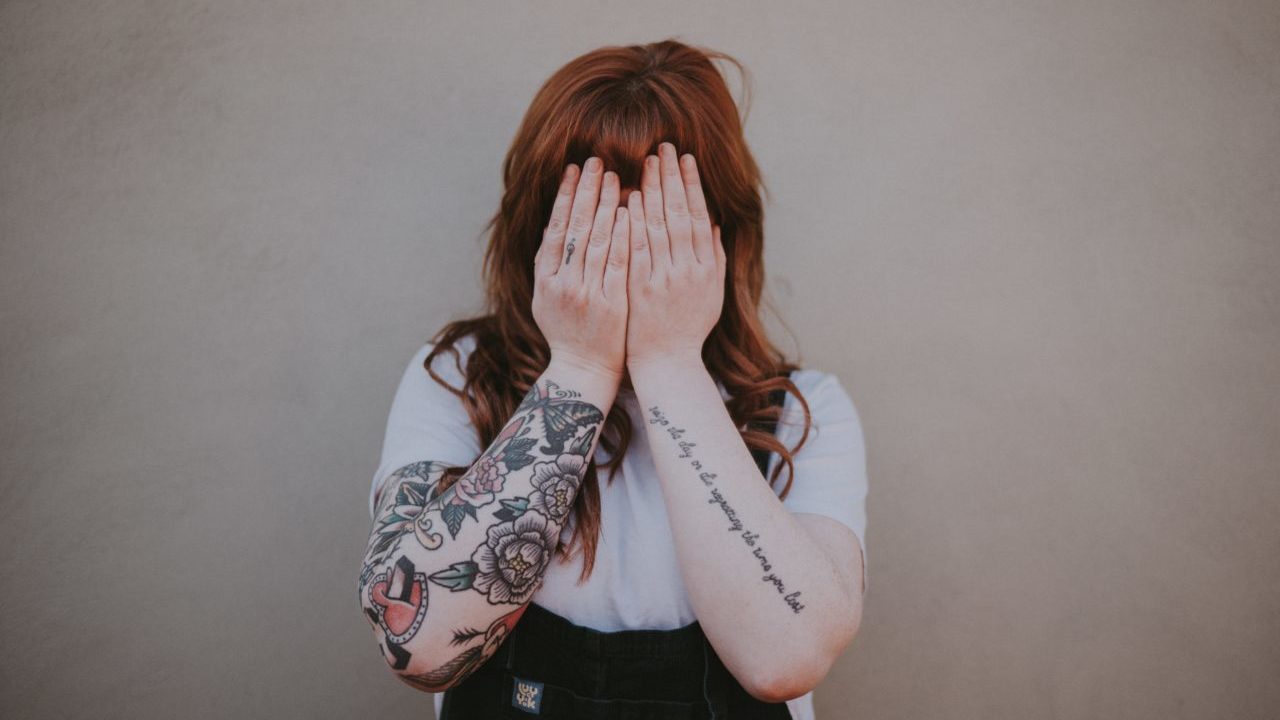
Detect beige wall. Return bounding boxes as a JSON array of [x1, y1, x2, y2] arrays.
[[2, 1, 1277, 718]]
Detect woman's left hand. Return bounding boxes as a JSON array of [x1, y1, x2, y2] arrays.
[[624, 142, 725, 371]]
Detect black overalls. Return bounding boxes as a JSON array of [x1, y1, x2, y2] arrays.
[[439, 382, 794, 719]]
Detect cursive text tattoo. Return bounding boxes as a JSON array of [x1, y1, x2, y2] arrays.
[[647, 404, 807, 614]]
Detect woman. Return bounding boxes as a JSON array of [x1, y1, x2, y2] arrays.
[[359, 39, 868, 719]]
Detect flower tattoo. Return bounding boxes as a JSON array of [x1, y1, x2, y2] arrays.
[[527, 454, 585, 525]]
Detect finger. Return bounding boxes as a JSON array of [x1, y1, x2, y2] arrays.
[[584, 170, 620, 289], [640, 153, 671, 271], [563, 156, 604, 283], [659, 142, 695, 266], [679, 153, 714, 266], [603, 205, 629, 300], [627, 190, 650, 287], [537, 163, 579, 278]]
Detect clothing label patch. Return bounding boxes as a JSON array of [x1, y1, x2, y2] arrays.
[[511, 675, 544, 714]]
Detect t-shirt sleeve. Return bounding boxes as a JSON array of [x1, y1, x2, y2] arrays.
[[367, 339, 483, 518], [769, 370, 870, 595]]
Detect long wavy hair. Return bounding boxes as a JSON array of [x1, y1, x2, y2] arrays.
[[424, 38, 813, 583]]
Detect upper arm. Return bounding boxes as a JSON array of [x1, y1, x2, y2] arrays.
[[771, 371, 870, 598], [368, 339, 483, 517]]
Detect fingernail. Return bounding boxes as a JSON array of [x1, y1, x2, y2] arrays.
[[586, 157, 601, 172], [646, 155, 657, 169], [661, 142, 674, 153], [565, 163, 578, 178], [681, 154, 695, 169], [604, 170, 616, 183]]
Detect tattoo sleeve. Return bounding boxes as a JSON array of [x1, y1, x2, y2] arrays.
[[358, 370, 611, 691]]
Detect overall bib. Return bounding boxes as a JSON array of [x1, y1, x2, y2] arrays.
[[439, 381, 794, 720]]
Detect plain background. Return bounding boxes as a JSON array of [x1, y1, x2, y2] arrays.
[[2, 1, 1278, 718]]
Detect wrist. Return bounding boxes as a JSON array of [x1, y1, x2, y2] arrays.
[[547, 350, 623, 382], [626, 350, 707, 382], [544, 353, 623, 408]]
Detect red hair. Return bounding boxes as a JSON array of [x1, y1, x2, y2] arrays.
[[425, 38, 812, 583]]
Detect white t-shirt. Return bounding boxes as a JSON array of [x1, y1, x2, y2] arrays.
[[368, 333, 869, 720]]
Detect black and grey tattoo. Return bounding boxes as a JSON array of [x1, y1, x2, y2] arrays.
[[647, 404, 807, 614], [564, 236, 576, 265]]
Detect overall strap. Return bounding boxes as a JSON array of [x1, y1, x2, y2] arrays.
[[748, 370, 793, 478]]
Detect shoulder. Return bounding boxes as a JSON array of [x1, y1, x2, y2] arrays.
[[781, 367, 862, 435], [408, 331, 480, 388]]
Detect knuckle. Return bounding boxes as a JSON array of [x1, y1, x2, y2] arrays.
[[568, 216, 592, 235]]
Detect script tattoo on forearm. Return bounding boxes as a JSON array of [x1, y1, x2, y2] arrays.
[[647, 404, 807, 614], [359, 377, 605, 676]]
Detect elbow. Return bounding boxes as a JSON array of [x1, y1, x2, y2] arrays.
[[360, 602, 465, 692], [744, 609, 863, 704], [742, 655, 832, 705], [360, 556, 474, 693], [389, 654, 468, 694], [360, 616, 482, 694], [744, 665, 820, 705], [359, 588, 515, 695], [739, 647, 824, 704], [374, 638, 480, 694], [361, 607, 498, 694]]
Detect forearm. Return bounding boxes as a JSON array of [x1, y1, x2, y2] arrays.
[[358, 357, 618, 691], [629, 355, 856, 698]]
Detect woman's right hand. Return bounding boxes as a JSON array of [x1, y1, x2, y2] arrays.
[[532, 156, 630, 383]]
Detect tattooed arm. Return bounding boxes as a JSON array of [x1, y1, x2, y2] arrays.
[[358, 358, 618, 691], [360, 153, 633, 692], [629, 357, 864, 703], [619, 144, 863, 703]]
